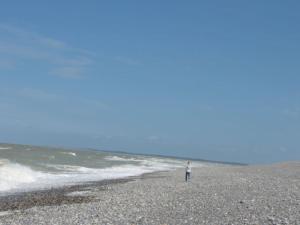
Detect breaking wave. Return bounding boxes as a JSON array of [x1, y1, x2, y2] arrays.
[[0, 144, 207, 194]]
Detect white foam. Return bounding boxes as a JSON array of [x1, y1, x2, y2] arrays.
[[105, 155, 206, 170], [0, 211, 13, 217], [45, 164, 84, 172], [106, 155, 180, 166], [49, 155, 56, 160], [61, 152, 77, 157], [0, 159, 10, 165], [0, 162, 153, 193], [0, 155, 206, 194], [0, 161, 44, 192], [0, 147, 12, 150], [105, 156, 134, 161]]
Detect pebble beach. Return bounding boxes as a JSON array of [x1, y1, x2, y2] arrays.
[[0, 162, 299, 225]]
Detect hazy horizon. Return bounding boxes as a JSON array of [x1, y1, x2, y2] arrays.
[[1, 1, 300, 164]]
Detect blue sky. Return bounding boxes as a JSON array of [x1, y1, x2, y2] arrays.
[[0, 1, 299, 164]]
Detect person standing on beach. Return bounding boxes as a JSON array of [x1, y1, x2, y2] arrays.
[[185, 161, 191, 182]]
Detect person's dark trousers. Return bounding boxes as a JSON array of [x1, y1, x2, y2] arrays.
[[185, 172, 190, 182]]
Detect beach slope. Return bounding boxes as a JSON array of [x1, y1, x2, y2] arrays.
[[0, 162, 299, 225]]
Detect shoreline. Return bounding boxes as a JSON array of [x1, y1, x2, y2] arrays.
[[0, 171, 164, 212], [0, 162, 299, 225]]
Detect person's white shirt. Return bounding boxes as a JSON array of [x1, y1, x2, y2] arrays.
[[186, 164, 191, 173]]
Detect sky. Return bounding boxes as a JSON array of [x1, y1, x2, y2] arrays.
[[0, 1, 299, 164]]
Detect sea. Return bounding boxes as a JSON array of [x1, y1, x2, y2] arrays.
[[0, 143, 209, 195]]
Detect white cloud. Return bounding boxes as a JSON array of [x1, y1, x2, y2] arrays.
[[0, 23, 67, 50], [17, 88, 59, 101], [0, 41, 49, 59], [0, 23, 93, 78], [50, 66, 85, 79], [55, 56, 93, 67], [38, 37, 66, 49]]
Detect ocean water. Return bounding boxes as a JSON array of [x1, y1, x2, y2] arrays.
[[0, 143, 206, 195]]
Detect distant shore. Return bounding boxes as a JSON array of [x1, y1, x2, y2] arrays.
[[0, 162, 299, 225]]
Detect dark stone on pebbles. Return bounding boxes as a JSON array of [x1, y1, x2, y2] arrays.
[[0, 178, 133, 211]]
